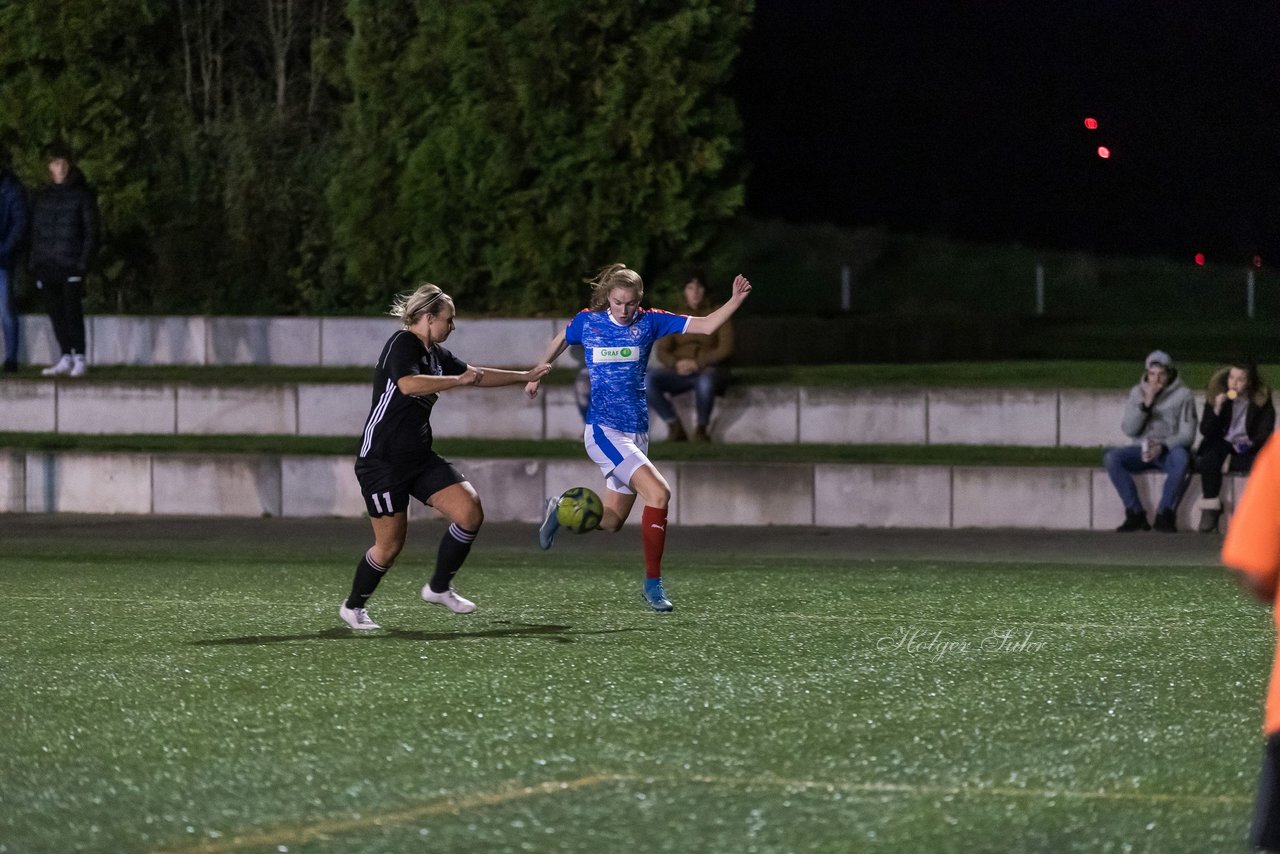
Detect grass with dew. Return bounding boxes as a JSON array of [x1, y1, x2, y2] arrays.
[[0, 521, 1269, 852]]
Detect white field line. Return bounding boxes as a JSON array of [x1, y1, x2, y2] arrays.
[[151, 769, 1248, 852], [657, 772, 1252, 807], [152, 774, 618, 854]]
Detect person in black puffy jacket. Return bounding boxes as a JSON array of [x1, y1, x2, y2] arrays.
[[1195, 361, 1276, 533], [29, 144, 98, 378]]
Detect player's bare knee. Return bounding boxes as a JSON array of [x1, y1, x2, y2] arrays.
[[371, 542, 403, 567], [600, 514, 625, 533], [458, 502, 484, 531], [644, 486, 671, 509]]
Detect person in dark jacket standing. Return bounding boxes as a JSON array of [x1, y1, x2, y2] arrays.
[[1195, 361, 1276, 533], [0, 149, 28, 373], [30, 145, 98, 378]]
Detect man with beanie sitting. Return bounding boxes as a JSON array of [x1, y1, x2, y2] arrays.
[[1102, 350, 1198, 532]]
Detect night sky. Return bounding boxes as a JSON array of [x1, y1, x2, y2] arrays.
[[736, 1, 1280, 265]]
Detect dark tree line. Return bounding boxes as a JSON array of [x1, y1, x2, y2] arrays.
[[0, 0, 751, 315]]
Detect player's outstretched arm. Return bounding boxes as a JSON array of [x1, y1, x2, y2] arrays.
[[472, 363, 552, 388], [685, 274, 752, 335], [525, 329, 569, 399], [398, 367, 483, 396]]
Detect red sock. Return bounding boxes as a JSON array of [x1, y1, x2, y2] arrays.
[[642, 505, 668, 579]]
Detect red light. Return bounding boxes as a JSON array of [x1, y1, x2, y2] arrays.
[[1084, 117, 1098, 130], [1096, 146, 1111, 159], [1194, 253, 1206, 266], [1254, 255, 1264, 269]]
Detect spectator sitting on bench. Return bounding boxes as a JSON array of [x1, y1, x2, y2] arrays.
[[1103, 350, 1198, 533], [647, 270, 734, 442], [1195, 360, 1275, 533]]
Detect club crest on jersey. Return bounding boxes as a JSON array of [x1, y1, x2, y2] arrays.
[[592, 346, 640, 363]]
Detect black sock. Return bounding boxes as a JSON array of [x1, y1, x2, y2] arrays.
[[429, 523, 476, 593], [345, 551, 388, 609]]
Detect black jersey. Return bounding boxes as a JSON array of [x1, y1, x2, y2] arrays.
[[358, 330, 468, 463]]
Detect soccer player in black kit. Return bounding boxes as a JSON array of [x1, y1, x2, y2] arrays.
[[339, 283, 551, 630]]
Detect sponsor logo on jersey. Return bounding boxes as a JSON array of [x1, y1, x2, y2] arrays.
[[592, 346, 640, 363]]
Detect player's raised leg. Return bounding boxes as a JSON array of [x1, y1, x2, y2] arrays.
[[420, 481, 483, 614], [340, 512, 405, 630], [629, 464, 674, 612]]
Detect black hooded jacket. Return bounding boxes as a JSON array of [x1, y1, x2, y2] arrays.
[[29, 168, 98, 280], [1199, 367, 1276, 465]]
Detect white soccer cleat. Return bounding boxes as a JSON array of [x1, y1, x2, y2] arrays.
[[41, 355, 72, 377], [69, 355, 87, 377], [338, 603, 380, 630], [421, 585, 477, 614]]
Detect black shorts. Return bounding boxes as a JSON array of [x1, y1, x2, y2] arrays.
[[354, 453, 467, 517]]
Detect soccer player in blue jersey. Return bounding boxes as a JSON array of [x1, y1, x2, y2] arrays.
[[525, 263, 752, 612]]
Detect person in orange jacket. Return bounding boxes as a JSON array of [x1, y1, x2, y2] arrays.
[[1222, 436, 1280, 851]]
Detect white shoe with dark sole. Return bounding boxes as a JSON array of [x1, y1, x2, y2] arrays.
[[421, 586, 476, 614], [339, 603, 380, 630]]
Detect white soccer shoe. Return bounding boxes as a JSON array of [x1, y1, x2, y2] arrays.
[[538, 496, 560, 550], [69, 355, 88, 377], [421, 585, 477, 614], [41, 355, 72, 377], [338, 603, 380, 630]]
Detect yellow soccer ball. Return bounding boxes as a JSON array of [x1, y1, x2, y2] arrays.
[[556, 487, 604, 534]]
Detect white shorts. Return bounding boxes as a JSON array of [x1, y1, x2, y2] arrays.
[[584, 423, 651, 495]]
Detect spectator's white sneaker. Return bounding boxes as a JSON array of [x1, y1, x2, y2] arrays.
[[69, 355, 87, 378], [338, 603, 380, 630], [41, 355, 72, 377], [421, 585, 477, 614]]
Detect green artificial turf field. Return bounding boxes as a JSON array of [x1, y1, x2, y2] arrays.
[[0, 519, 1270, 852]]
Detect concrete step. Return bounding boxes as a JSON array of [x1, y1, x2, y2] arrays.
[[0, 449, 1240, 532], [10, 314, 559, 369], [0, 379, 1165, 448]]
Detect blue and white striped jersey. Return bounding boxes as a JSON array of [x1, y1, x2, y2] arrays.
[[565, 308, 688, 432]]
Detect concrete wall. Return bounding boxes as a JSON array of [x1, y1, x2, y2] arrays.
[[703, 385, 1143, 448], [4, 313, 1171, 447], [2, 314, 1227, 530], [0, 451, 24, 512], [0, 450, 1249, 532], [11, 314, 567, 370], [0, 377, 1175, 449]]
